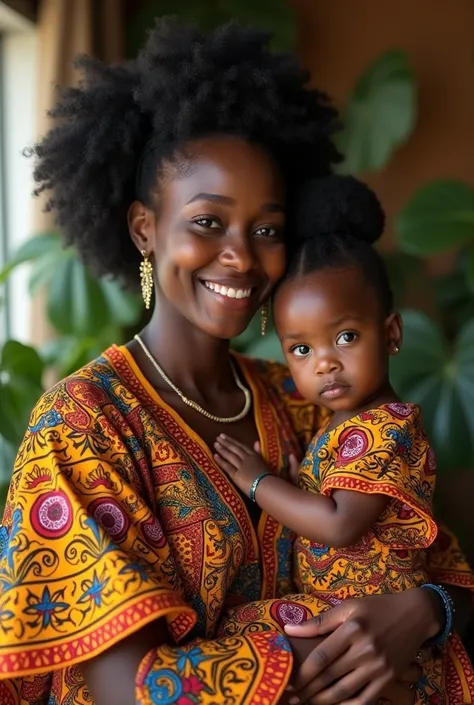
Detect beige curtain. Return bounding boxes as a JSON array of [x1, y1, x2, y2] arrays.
[[31, 0, 125, 346]]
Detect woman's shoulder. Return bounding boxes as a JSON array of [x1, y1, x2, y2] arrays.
[[31, 348, 121, 420]]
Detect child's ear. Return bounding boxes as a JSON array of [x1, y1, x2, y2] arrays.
[[385, 311, 403, 355]]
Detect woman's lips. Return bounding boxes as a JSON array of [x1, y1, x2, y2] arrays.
[[200, 280, 257, 310]]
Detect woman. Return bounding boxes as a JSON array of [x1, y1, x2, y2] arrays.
[[0, 19, 472, 705]]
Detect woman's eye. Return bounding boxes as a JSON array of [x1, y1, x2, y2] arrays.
[[291, 344, 311, 358], [255, 226, 281, 239], [336, 331, 357, 346], [193, 217, 220, 229]]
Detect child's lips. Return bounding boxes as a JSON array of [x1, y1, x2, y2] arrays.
[[320, 382, 350, 399]]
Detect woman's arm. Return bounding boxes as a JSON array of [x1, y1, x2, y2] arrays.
[[80, 620, 167, 705]]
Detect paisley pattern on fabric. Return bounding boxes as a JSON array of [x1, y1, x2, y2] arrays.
[[295, 403, 474, 704], [0, 352, 472, 704]]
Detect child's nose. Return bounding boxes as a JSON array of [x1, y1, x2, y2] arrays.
[[314, 355, 340, 376]]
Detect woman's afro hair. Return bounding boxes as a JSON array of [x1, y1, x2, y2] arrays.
[[29, 18, 341, 288]]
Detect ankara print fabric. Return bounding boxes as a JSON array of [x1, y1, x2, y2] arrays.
[[294, 402, 474, 704], [0, 350, 473, 704], [0, 349, 320, 704]]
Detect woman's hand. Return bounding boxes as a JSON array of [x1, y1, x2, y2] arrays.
[[283, 588, 438, 704]]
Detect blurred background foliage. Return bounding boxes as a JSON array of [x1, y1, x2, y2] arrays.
[[2, 1, 474, 509]]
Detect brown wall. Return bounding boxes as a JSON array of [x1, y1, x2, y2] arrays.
[[292, 0, 474, 247]]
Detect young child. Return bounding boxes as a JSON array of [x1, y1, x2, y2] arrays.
[[214, 176, 472, 704]]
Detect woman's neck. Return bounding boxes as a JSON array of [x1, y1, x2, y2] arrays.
[[139, 301, 235, 402]]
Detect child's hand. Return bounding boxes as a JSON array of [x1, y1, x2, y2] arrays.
[[214, 434, 270, 497]]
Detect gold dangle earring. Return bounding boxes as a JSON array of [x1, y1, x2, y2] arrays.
[[140, 250, 153, 310], [260, 303, 269, 336]]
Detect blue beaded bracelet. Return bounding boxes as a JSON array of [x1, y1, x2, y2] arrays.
[[421, 583, 454, 645], [249, 472, 272, 502]]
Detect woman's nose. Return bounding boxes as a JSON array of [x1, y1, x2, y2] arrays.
[[219, 234, 257, 273]]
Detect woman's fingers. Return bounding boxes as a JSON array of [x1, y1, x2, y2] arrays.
[[290, 636, 381, 700], [292, 619, 364, 690], [339, 678, 416, 705], [294, 659, 388, 705], [285, 605, 348, 639]]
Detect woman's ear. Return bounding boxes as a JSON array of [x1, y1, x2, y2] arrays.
[[128, 200, 155, 254]]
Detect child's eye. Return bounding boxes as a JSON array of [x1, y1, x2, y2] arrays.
[[336, 331, 358, 346], [291, 344, 312, 358]]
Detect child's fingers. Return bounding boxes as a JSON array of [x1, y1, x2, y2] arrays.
[[214, 440, 242, 467], [218, 434, 254, 456], [214, 454, 237, 478], [215, 437, 245, 460], [253, 441, 261, 454]]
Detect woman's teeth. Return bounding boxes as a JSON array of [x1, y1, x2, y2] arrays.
[[204, 281, 252, 299]]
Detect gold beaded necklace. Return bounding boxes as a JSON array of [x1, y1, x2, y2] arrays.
[[134, 334, 251, 423]]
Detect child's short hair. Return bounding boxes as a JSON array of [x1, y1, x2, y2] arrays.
[[285, 175, 393, 314]]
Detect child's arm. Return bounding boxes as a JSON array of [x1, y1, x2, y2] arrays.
[[214, 434, 388, 548]]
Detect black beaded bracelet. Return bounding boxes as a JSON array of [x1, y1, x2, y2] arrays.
[[421, 583, 455, 646]]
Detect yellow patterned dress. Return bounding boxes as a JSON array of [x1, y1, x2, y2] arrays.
[[0, 348, 472, 705], [295, 403, 474, 704]]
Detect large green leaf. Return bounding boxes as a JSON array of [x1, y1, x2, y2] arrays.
[[2, 232, 141, 338], [396, 180, 474, 255], [0, 439, 15, 482], [337, 50, 416, 174], [0, 341, 44, 448], [383, 252, 424, 308], [433, 256, 474, 335], [465, 245, 474, 293], [99, 278, 142, 327], [41, 328, 123, 377], [1, 340, 44, 386], [390, 310, 474, 470], [0, 232, 62, 283], [47, 256, 110, 336]]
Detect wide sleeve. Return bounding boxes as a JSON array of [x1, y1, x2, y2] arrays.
[[136, 593, 333, 705], [0, 378, 300, 705], [318, 404, 437, 550], [427, 522, 474, 591], [0, 383, 197, 679]]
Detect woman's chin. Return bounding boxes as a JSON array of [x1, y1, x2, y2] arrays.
[[201, 318, 255, 342]]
